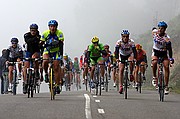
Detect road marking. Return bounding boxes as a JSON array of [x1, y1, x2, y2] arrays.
[[98, 109, 105, 114], [93, 95, 97, 97], [84, 94, 92, 119], [95, 100, 100, 102]]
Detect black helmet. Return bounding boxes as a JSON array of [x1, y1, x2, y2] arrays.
[[11, 37, 19, 43], [30, 23, 38, 29]]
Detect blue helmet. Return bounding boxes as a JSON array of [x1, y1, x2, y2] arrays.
[[158, 21, 168, 28], [11, 38, 19, 43], [30, 23, 38, 29], [121, 30, 130, 35], [48, 20, 58, 26]]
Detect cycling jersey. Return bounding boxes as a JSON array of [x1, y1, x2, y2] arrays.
[[153, 33, 170, 51], [137, 50, 146, 61], [6, 44, 23, 60], [73, 61, 80, 71], [88, 43, 104, 58], [24, 32, 41, 54], [41, 30, 64, 54], [115, 39, 135, 56]]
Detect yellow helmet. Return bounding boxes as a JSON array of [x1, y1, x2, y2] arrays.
[[91, 36, 99, 43]]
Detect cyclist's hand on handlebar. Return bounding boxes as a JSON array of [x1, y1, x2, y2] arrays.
[[169, 58, 174, 64]]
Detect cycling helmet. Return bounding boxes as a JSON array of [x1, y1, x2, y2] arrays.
[[121, 30, 130, 35], [30, 23, 38, 29], [158, 21, 168, 28], [48, 20, 58, 26], [91, 36, 99, 43], [11, 38, 19, 43], [136, 44, 142, 50], [104, 44, 109, 49]]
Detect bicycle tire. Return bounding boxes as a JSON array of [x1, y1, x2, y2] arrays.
[[12, 70, 17, 95], [50, 68, 54, 100], [139, 73, 142, 93], [99, 76, 102, 96], [105, 73, 108, 92], [159, 73, 165, 102], [124, 71, 128, 99], [95, 74, 98, 95], [27, 72, 31, 98]]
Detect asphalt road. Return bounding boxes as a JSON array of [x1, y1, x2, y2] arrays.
[[0, 80, 180, 119]]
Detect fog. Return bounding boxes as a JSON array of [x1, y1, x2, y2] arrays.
[[0, 0, 180, 58]]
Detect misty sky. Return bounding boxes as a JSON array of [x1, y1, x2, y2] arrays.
[[0, 0, 180, 58]]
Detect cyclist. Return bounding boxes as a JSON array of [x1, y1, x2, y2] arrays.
[[5, 38, 23, 92], [151, 21, 174, 95], [134, 44, 147, 88], [115, 30, 137, 94], [82, 47, 89, 84], [103, 44, 112, 80], [87, 36, 107, 89], [62, 54, 73, 86], [73, 56, 81, 89], [40, 20, 64, 94], [23, 23, 42, 94], [111, 52, 118, 87], [0, 49, 7, 94]]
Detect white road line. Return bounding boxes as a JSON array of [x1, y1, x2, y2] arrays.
[[93, 95, 97, 97], [95, 100, 100, 102], [84, 94, 92, 119], [98, 109, 105, 114]]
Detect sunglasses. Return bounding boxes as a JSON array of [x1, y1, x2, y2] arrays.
[[122, 35, 129, 38], [30, 29, 37, 32], [12, 42, 17, 44]]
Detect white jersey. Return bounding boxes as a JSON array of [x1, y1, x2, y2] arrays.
[[115, 38, 135, 56], [153, 33, 170, 51], [7, 44, 23, 58]]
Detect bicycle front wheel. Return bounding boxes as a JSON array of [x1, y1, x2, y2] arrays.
[[50, 68, 55, 100]]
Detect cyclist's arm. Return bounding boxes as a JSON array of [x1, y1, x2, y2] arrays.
[[4, 49, 10, 60], [132, 46, 137, 59], [59, 40, 63, 56], [115, 46, 119, 59], [166, 41, 173, 58]]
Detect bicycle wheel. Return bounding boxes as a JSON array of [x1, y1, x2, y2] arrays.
[[12, 71, 17, 95], [1, 76, 4, 94], [139, 74, 142, 94], [124, 71, 128, 99], [50, 68, 55, 100], [95, 74, 99, 95], [105, 72, 108, 92], [159, 74, 165, 102], [27, 72, 31, 98]]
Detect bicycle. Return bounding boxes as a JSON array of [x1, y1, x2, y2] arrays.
[[157, 57, 165, 102], [25, 57, 41, 98], [7, 62, 20, 95], [93, 63, 103, 96], [64, 70, 71, 91], [104, 63, 109, 92], [136, 64, 146, 93], [120, 60, 133, 99], [75, 70, 81, 90]]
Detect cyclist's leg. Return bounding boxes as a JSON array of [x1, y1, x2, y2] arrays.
[[8, 65, 13, 91], [118, 62, 125, 93], [98, 57, 105, 79], [42, 52, 49, 82], [134, 64, 139, 87], [140, 61, 146, 79], [163, 59, 170, 86], [151, 56, 158, 87], [128, 56, 134, 82], [32, 52, 40, 77]]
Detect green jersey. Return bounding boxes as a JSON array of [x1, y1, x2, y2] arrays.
[[88, 43, 104, 58]]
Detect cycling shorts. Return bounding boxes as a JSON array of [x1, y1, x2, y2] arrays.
[[90, 57, 103, 65]]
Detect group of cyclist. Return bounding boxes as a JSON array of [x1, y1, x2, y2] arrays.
[[0, 20, 174, 96], [80, 21, 174, 95]]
